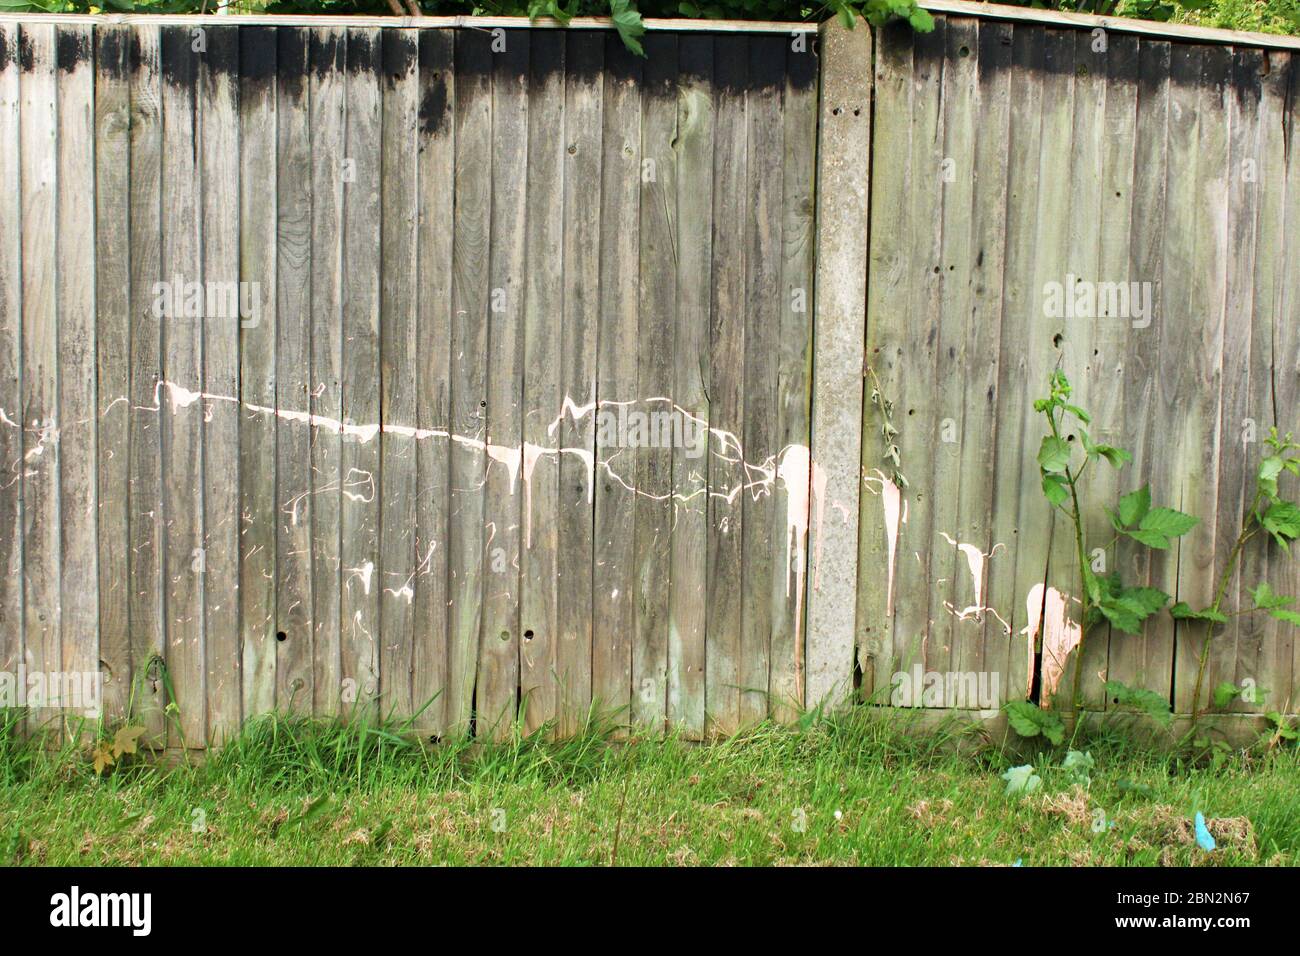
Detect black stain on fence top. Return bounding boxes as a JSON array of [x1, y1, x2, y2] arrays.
[[277, 27, 309, 100], [309, 28, 344, 82], [0, 31, 11, 74], [240, 26, 278, 85], [418, 30, 451, 136], [17, 30, 34, 72], [346, 28, 379, 78], [56, 28, 91, 72], [96, 28, 131, 81], [382, 28, 417, 89], [160, 26, 197, 88]]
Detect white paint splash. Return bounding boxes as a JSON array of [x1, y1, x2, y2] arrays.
[[862, 469, 908, 616], [1020, 583, 1082, 707], [936, 533, 1011, 635]]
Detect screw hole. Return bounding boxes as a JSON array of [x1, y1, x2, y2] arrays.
[[276, 631, 287, 643]]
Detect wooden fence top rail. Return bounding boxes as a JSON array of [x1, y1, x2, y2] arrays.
[[0, 6, 1298, 52]]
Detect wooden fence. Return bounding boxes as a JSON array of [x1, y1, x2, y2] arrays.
[[0, 9, 1297, 748], [846, 16, 1300, 717], [0, 16, 823, 745]]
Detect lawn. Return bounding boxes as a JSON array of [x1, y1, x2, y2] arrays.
[[2, 708, 1298, 866]]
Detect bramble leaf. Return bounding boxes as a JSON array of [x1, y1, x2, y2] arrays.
[[1138, 507, 1199, 539], [1125, 529, 1170, 550], [1213, 682, 1242, 709], [1042, 473, 1070, 507], [1170, 602, 1229, 624], [1248, 582, 1292, 611], [1038, 436, 1072, 475], [1004, 700, 1066, 745], [1262, 501, 1300, 551], [1105, 680, 1173, 727], [1118, 485, 1151, 528], [1001, 764, 1042, 795]]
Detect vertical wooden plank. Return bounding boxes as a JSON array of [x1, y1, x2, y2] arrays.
[[632, 32, 677, 731], [446, 27, 492, 738], [477, 29, 528, 740], [959, 20, 1011, 701], [739, 34, 784, 727], [986, 23, 1044, 708], [378, 27, 419, 725], [928, 18, 978, 700], [308, 27, 345, 720], [1110, 39, 1172, 704], [885, 20, 943, 704], [412, 27, 454, 737], [1215, 48, 1264, 713], [808, 17, 872, 712], [591, 32, 640, 731], [1272, 55, 1300, 712], [1170, 45, 1229, 715], [1238, 51, 1291, 715], [274, 26, 313, 715], [555, 31, 602, 737], [200, 25, 242, 741], [1025, 29, 1076, 711], [94, 25, 132, 727], [238, 25, 278, 721], [668, 33, 712, 736], [706, 34, 747, 735], [519, 30, 564, 735], [1057, 27, 1105, 712], [1092, 33, 1139, 711], [128, 24, 167, 740], [56, 24, 99, 738], [0, 24, 23, 713], [19, 23, 60, 737], [859, 23, 913, 704], [339, 27, 382, 723], [160, 24, 205, 746]]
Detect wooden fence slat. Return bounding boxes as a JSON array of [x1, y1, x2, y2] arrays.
[[859, 23, 913, 704], [987, 22, 1045, 707], [339, 27, 382, 723], [200, 25, 242, 741], [1111, 39, 1173, 703], [705, 34, 748, 735], [519, 29, 564, 735], [631, 32, 677, 731], [307, 26, 345, 720], [238, 25, 278, 722], [445, 27, 493, 738], [555, 30, 602, 737], [477, 29, 529, 740], [738, 34, 783, 728], [128, 23, 167, 740], [0, 23, 22, 715], [667, 32, 712, 736], [929, 17, 978, 701], [378, 27, 419, 725], [57, 23, 99, 740], [19, 24, 60, 737], [412, 27, 454, 737], [274, 26, 314, 716], [93, 25, 132, 726], [591, 31, 640, 732], [1093, 33, 1139, 711]]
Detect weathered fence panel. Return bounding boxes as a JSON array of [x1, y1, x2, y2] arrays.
[[854, 15, 1300, 716], [0, 19, 821, 744]]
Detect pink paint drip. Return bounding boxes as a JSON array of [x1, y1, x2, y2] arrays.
[[1020, 583, 1081, 707]]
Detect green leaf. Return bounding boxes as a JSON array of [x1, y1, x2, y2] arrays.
[[1138, 507, 1199, 539], [1064, 404, 1091, 424], [1037, 435, 1072, 474], [1270, 608, 1300, 627], [1061, 750, 1094, 786], [608, 0, 646, 56], [1096, 445, 1132, 468], [1041, 472, 1070, 507], [1118, 586, 1170, 617], [1125, 528, 1170, 550], [906, 7, 934, 30], [1169, 601, 1229, 624], [1262, 500, 1300, 549], [1098, 598, 1143, 635], [1213, 682, 1241, 709], [1001, 764, 1043, 796], [1004, 700, 1065, 745], [1105, 680, 1173, 727], [1247, 582, 1292, 611], [1118, 485, 1151, 528]]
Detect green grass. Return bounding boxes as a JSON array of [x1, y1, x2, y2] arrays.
[[2, 706, 1299, 866]]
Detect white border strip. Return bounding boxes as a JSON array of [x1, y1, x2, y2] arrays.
[[924, 0, 1300, 52], [0, 13, 818, 33], [0, 3, 1295, 51]]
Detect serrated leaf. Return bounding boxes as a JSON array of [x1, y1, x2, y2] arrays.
[[92, 744, 115, 776], [1001, 764, 1042, 795], [1260, 456, 1285, 484], [1118, 586, 1170, 616], [1105, 680, 1173, 727], [1138, 507, 1199, 538], [1262, 500, 1300, 542], [1061, 750, 1094, 786], [1098, 598, 1143, 635], [111, 725, 146, 760], [1037, 435, 1072, 474], [1042, 472, 1070, 507], [1169, 601, 1229, 624], [1004, 700, 1065, 744], [1064, 404, 1091, 424], [1096, 445, 1132, 468], [1270, 608, 1300, 626], [1248, 582, 1292, 610], [1125, 529, 1169, 549], [907, 7, 934, 30], [1118, 485, 1151, 528], [1213, 682, 1241, 709]]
